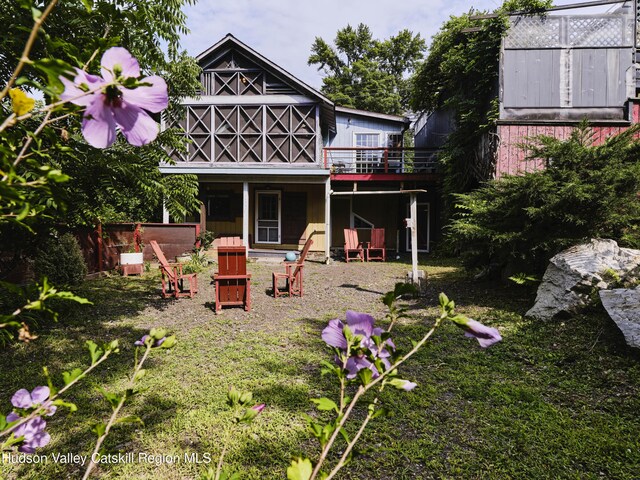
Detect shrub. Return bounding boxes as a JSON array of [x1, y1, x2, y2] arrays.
[[195, 230, 216, 250], [448, 124, 640, 276], [33, 233, 88, 286]]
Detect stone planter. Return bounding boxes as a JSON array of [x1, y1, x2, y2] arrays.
[[120, 252, 144, 265]]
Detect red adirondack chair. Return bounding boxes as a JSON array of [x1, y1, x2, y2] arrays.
[[272, 238, 314, 298], [366, 228, 386, 262], [213, 244, 251, 313], [149, 240, 198, 299], [344, 228, 364, 262]]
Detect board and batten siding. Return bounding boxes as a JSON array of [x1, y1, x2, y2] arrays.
[[503, 48, 631, 109], [495, 102, 640, 178], [325, 114, 405, 148]]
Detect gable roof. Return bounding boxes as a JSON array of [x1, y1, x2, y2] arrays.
[[196, 34, 336, 133], [335, 106, 410, 127]]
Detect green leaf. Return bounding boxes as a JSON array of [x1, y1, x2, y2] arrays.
[[52, 399, 77, 413], [286, 457, 313, 480], [99, 388, 123, 410], [86, 340, 104, 364], [227, 386, 240, 407], [343, 324, 353, 342], [107, 339, 119, 352], [92, 422, 106, 437], [80, 0, 93, 12], [357, 367, 373, 386], [371, 407, 389, 419], [149, 328, 167, 340], [311, 397, 339, 413], [115, 415, 143, 426], [134, 369, 146, 382], [42, 366, 57, 396], [31, 7, 42, 20], [159, 335, 176, 349], [238, 391, 253, 406], [62, 367, 83, 386], [236, 407, 259, 424], [32, 58, 76, 95], [0, 415, 6, 431]]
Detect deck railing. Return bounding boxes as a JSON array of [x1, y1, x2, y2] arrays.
[[323, 147, 439, 174]]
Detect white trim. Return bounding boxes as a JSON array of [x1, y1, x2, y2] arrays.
[[242, 182, 249, 247], [405, 202, 430, 253], [181, 95, 317, 105], [255, 190, 281, 244], [335, 105, 409, 124], [324, 177, 331, 261], [159, 166, 329, 176], [353, 131, 381, 148]]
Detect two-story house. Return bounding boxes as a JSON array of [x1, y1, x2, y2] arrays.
[[161, 34, 440, 260]]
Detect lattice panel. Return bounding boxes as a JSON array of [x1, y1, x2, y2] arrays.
[[189, 135, 211, 162], [239, 106, 261, 134], [266, 135, 289, 162], [239, 135, 262, 162], [292, 106, 315, 133], [188, 107, 211, 135], [215, 106, 238, 134], [568, 17, 632, 47], [505, 14, 633, 49], [505, 16, 561, 48], [174, 104, 316, 163], [239, 72, 263, 95], [291, 135, 315, 163], [215, 135, 238, 162], [266, 106, 289, 134]]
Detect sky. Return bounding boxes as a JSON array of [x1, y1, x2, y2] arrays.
[[178, 0, 619, 89]]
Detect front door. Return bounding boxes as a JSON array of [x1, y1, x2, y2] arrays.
[[406, 203, 430, 252], [255, 191, 281, 244]]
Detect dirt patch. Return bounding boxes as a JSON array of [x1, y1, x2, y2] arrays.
[[138, 258, 418, 336]]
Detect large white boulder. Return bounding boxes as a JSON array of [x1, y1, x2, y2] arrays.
[[599, 288, 640, 348], [526, 239, 640, 320]]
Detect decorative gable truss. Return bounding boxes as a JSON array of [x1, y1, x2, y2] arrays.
[[168, 104, 317, 163]]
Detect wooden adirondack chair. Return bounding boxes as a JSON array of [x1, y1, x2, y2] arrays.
[[366, 228, 386, 262], [344, 228, 364, 262], [272, 238, 314, 298], [213, 244, 251, 312], [149, 240, 198, 299]]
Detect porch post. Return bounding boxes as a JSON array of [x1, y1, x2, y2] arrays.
[[162, 200, 170, 224], [410, 192, 418, 283], [242, 181, 249, 247], [324, 177, 331, 262]]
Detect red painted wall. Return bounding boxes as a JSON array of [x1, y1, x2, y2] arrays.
[[495, 102, 640, 178]]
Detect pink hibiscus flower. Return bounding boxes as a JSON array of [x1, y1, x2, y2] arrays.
[[60, 47, 168, 148]]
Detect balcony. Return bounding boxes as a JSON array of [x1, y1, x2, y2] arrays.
[[323, 147, 440, 180]]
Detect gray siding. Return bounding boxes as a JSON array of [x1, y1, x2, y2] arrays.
[[503, 50, 561, 108], [572, 48, 629, 107], [325, 113, 404, 148], [414, 109, 455, 148], [503, 48, 630, 109]]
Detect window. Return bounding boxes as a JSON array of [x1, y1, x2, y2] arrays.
[[354, 133, 380, 173], [206, 193, 238, 222]]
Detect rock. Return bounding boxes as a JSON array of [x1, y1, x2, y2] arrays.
[[599, 287, 640, 348], [526, 239, 640, 320]]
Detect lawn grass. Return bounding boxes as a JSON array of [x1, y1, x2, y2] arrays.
[[1, 257, 639, 479]]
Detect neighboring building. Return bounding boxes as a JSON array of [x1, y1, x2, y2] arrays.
[[413, 1, 640, 178], [496, 0, 639, 176], [161, 34, 441, 259]]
